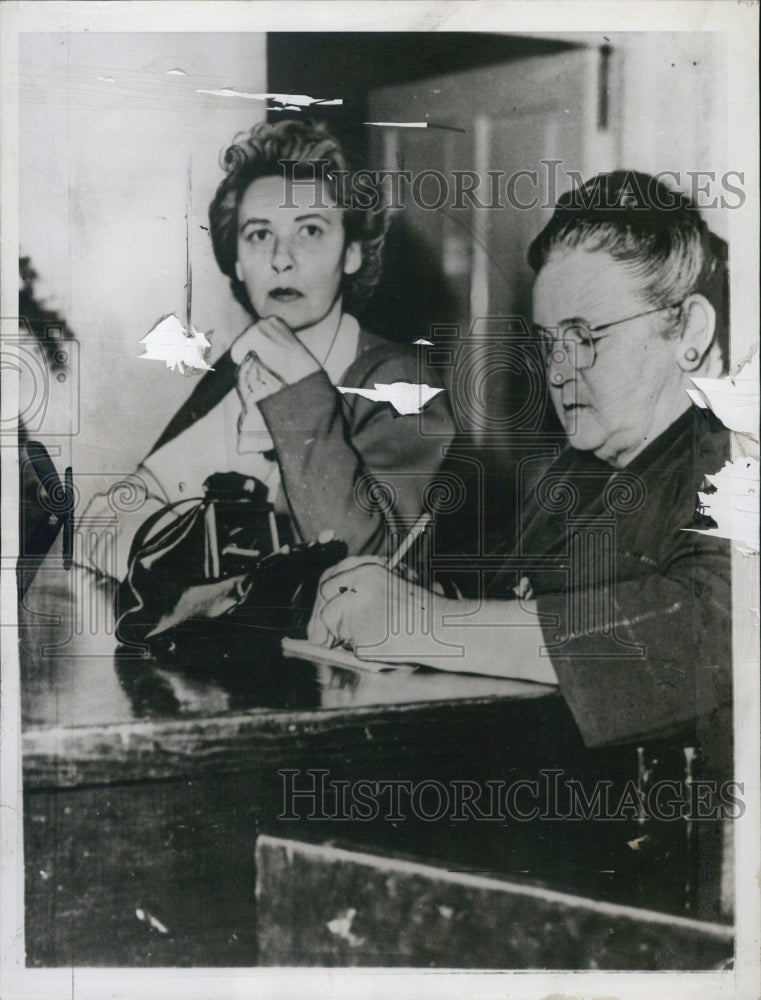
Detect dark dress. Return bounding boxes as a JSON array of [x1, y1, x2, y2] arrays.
[[487, 406, 732, 750]]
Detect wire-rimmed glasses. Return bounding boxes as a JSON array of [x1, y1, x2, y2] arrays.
[[532, 302, 684, 371]]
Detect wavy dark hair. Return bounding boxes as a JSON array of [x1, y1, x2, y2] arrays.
[[209, 119, 387, 318], [528, 170, 729, 369]]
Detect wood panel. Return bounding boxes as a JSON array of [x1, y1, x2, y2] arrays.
[[255, 835, 733, 970], [24, 774, 260, 967]]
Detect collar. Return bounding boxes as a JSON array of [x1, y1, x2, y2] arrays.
[[321, 312, 359, 385]]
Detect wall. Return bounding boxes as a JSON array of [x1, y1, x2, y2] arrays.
[[615, 31, 729, 240], [19, 32, 267, 491], [367, 31, 729, 338]]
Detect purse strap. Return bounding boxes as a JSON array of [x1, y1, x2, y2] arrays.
[[127, 496, 205, 564]]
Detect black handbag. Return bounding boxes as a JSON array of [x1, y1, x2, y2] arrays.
[[115, 471, 346, 658]]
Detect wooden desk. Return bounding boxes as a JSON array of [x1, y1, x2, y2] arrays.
[[20, 566, 732, 969]]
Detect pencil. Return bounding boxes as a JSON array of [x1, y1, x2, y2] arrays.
[[385, 511, 432, 571], [326, 512, 432, 649]]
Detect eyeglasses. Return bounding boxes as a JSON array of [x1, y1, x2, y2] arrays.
[[532, 302, 683, 372]]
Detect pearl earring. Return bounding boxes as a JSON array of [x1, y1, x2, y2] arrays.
[[684, 347, 699, 362]]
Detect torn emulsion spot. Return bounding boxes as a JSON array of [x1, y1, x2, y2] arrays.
[[336, 382, 444, 416], [686, 343, 759, 442], [684, 456, 760, 555], [165, 68, 187, 76], [413, 338, 434, 346], [364, 122, 466, 133], [140, 314, 214, 376], [326, 908, 365, 947], [627, 835, 650, 851], [364, 121, 429, 129], [195, 89, 342, 107], [135, 908, 169, 934]]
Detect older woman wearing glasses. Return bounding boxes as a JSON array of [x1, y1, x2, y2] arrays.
[[308, 171, 731, 751]]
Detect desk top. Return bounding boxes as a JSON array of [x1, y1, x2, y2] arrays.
[[19, 565, 556, 787]]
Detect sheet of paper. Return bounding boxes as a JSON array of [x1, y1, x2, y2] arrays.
[[281, 636, 415, 673]]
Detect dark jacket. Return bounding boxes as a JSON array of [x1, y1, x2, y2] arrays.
[[148, 329, 454, 556]]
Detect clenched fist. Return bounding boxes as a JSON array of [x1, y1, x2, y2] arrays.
[[231, 315, 321, 396]]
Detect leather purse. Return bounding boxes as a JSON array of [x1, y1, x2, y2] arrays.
[[115, 471, 346, 658]]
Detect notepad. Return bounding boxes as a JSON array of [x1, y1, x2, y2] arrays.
[[281, 637, 415, 674]]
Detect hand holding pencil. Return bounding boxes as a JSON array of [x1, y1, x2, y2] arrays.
[[306, 513, 433, 654]]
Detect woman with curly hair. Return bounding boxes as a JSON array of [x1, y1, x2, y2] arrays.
[[135, 119, 453, 560]]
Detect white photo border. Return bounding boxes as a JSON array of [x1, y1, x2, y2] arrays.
[[1, 2, 758, 998]]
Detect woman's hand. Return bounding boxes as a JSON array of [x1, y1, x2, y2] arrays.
[[307, 556, 448, 664], [236, 352, 286, 404], [231, 316, 321, 391], [307, 558, 558, 683], [307, 556, 386, 647]]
